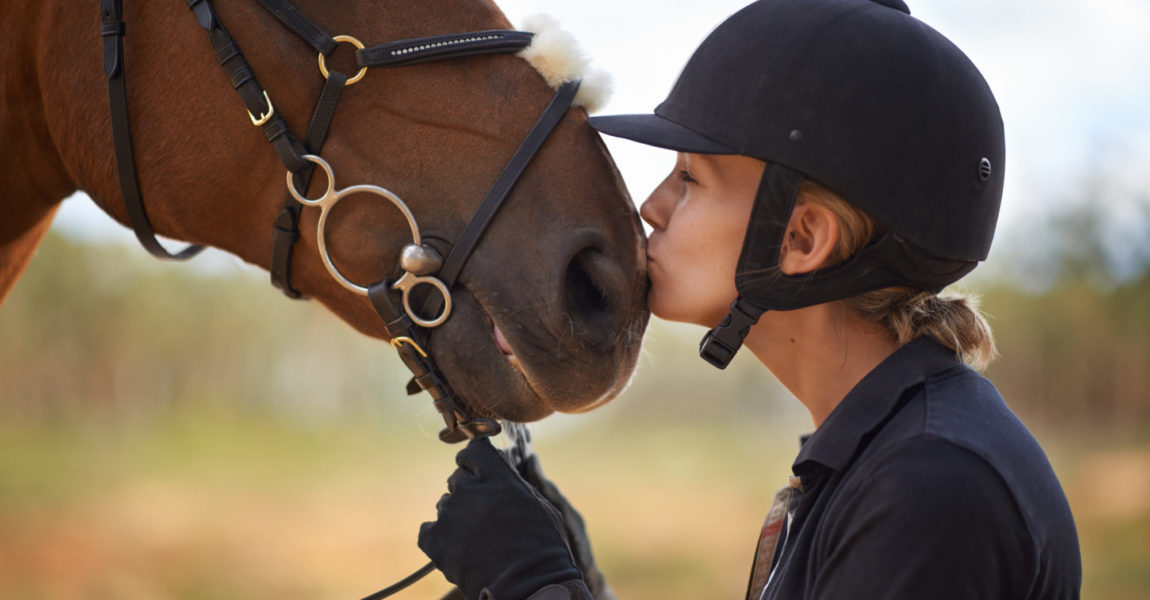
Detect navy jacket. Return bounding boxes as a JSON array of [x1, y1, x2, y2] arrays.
[[758, 338, 1081, 600]]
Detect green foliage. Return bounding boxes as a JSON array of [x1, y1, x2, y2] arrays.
[[980, 270, 1150, 431], [0, 232, 419, 425]]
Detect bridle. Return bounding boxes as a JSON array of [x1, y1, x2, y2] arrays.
[[101, 1, 574, 596], [100, 0, 581, 445]]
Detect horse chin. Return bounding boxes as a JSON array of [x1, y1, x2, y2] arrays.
[[426, 286, 643, 424]]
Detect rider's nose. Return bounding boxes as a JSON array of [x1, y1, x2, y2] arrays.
[[639, 176, 676, 232], [560, 231, 626, 351]]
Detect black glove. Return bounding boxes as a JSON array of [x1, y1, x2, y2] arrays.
[[419, 438, 584, 600], [515, 452, 613, 600]]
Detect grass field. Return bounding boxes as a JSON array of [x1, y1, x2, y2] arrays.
[[0, 409, 1145, 600]]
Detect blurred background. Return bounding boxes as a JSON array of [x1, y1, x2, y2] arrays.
[[2, 0, 1147, 598]]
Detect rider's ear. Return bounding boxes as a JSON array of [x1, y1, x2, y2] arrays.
[[778, 202, 839, 276]]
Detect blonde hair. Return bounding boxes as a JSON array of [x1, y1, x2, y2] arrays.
[[798, 181, 998, 370]]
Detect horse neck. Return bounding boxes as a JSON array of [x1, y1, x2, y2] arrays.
[[4, 7, 76, 206], [0, 4, 77, 303]]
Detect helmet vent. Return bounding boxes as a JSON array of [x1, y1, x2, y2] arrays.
[[979, 158, 993, 182]]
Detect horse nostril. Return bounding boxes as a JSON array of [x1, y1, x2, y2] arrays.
[[564, 247, 614, 335]]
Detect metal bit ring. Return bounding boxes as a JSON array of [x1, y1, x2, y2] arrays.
[[285, 154, 453, 327]]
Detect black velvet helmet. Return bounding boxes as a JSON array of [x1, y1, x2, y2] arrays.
[[590, 0, 1005, 368]]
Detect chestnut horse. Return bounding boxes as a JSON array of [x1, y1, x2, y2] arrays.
[[0, 0, 648, 423]]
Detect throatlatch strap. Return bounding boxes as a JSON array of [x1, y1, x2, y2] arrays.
[[101, 0, 204, 260]]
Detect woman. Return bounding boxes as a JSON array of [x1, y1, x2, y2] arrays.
[[417, 1, 1082, 599]]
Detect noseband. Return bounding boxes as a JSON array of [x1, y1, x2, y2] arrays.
[[101, 0, 581, 443]]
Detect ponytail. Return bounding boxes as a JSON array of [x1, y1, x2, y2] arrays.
[[799, 181, 998, 369]]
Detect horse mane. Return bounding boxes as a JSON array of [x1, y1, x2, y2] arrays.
[[518, 14, 612, 113]]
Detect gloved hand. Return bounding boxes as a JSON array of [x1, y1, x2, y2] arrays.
[[515, 452, 614, 600], [419, 438, 585, 600]]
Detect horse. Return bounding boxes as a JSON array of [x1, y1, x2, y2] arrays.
[[0, 0, 649, 427]]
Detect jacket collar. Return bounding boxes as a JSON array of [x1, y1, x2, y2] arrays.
[[792, 337, 964, 475]]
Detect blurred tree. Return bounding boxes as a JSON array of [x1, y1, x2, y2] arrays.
[[0, 233, 417, 426]]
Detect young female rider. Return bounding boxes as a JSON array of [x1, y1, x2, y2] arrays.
[[416, 1, 1082, 599]]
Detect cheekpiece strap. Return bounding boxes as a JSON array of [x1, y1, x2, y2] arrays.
[[271, 70, 347, 298], [186, 0, 309, 173]]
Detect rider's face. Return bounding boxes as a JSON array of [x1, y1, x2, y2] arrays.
[[640, 152, 764, 327]]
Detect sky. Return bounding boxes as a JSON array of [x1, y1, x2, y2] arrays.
[[55, 0, 1150, 280]]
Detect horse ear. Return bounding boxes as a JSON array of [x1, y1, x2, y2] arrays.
[[518, 14, 613, 113]]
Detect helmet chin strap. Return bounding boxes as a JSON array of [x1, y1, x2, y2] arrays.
[[699, 163, 978, 369], [698, 162, 802, 368], [698, 296, 769, 369]]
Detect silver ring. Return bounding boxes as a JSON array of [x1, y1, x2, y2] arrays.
[[394, 272, 453, 328], [283, 155, 454, 327]]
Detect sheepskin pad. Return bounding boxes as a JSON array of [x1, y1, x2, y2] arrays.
[[518, 14, 612, 113]]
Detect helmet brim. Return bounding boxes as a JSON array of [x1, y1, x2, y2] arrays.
[[589, 113, 737, 155]]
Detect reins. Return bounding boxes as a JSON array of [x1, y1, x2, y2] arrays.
[[100, 1, 580, 596]]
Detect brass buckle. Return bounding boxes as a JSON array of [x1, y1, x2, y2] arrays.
[[391, 336, 429, 358], [247, 90, 275, 126], [319, 35, 367, 86]]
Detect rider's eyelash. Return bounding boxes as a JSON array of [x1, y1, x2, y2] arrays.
[[678, 169, 697, 184]]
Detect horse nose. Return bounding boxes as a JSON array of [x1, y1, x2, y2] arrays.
[[561, 232, 626, 350]]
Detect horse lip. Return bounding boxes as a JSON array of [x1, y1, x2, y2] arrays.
[[475, 300, 530, 382], [493, 321, 515, 356]]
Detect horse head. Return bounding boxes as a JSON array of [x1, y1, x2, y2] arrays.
[[10, 0, 649, 424]]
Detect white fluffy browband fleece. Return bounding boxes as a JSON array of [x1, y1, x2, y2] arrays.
[[518, 14, 613, 113]]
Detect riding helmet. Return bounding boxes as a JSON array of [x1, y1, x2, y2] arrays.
[[590, 0, 1005, 367]]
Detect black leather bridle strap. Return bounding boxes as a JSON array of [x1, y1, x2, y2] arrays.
[[439, 80, 582, 288], [251, 3, 536, 299], [271, 70, 347, 298], [367, 281, 501, 444], [419, 79, 580, 318], [191, 0, 344, 296], [186, 0, 310, 174], [101, 0, 204, 260], [303, 73, 346, 153], [253, 0, 337, 55]]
